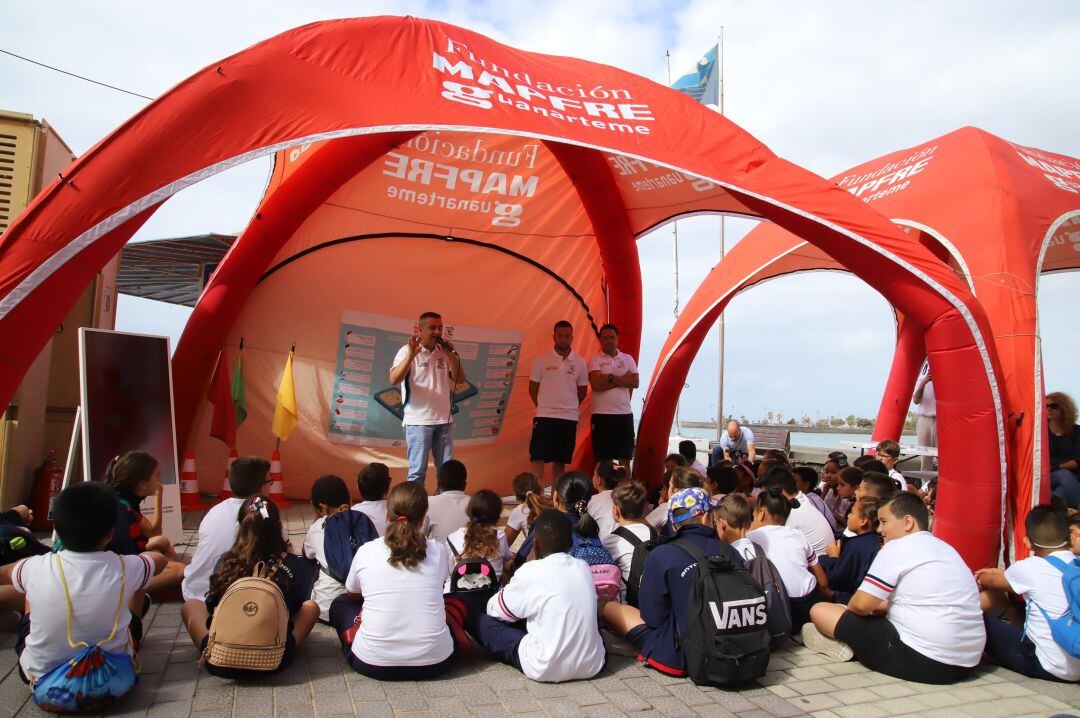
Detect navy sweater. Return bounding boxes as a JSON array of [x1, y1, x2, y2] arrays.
[[636, 523, 742, 676], [818, 531, 882, 604]]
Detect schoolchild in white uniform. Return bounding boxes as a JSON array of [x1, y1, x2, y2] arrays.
[[332, 482, 465, 680], [426, 460, 471, 542], [303, 475, 353, 620], [761, 466, 833, 556], [712, 493, 755, 562], [645, 464, 700, 535], [181, 456, 271, 604], [748, 485, 827, 632], [444, 490, 513, 588], [588, 460, 627, 538], [803, 491, 985, 684], [3, 482, 165, 685], [466, 510, 605, 682], [353, 463, 391, 536], [504, 472, 551, 547], [976, 505, 1080, 682], [601, 481, 656, 603]]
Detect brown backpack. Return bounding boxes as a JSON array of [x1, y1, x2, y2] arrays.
[[201, 561, 289, 671]]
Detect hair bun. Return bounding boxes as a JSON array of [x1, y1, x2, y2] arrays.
[[788, 498, 800, 509], [574, 499, 587, 514]]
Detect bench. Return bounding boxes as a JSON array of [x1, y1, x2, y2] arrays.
[[708, 427, 791, 461]]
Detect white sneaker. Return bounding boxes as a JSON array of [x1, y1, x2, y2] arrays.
[[801, 623, 854, 662]]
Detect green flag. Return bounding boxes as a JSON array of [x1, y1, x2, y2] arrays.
[[232, 351, 247, 426]]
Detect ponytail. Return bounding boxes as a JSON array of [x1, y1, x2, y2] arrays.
[[556, 471, 599, 538], [523, 490, 553, 529], [103, 451, 158, 498], [384, 482, 428, 568], [461, 489, 502, 560], [757, 485, 798, 521]]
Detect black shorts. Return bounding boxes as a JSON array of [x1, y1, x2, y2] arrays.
[[529, 417, 578, 464], [834, 611, 974, 684], [591, 413, 635, 461]]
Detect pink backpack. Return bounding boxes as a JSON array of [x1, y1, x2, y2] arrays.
[[590, 564, 622, 604]]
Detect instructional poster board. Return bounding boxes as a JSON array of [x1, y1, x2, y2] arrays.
[[79, 329, 182, 542], [328, 310, 522, 447]]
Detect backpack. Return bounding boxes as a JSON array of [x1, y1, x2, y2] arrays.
[[32, 554, 138, 713], [1033, 554, 1080, 658], [201, 561, 290, 672], [322, 509, 379, 583], [670, 537, 771, 687], [446, 537, 499, 596], [590, 563, 623, 604], [746, 542, 793, 647], [612, 525, 658, 607]]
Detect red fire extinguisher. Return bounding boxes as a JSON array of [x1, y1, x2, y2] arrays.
[[31, 450, 64, 532]]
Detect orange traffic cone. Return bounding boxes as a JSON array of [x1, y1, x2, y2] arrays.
[[217, 447, 238, 502], [179, 450, 204, 511], [268, 449, 291, 508]]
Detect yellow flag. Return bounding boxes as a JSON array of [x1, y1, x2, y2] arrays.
[[272, 351, 298, 441]]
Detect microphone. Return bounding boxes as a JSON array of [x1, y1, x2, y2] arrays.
[[436, 337, 457, 354]]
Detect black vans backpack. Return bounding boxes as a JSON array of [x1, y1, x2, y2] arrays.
[[447, 538, 499, 597], [670, 537, 771, 687], [746, 542, 792, 647], [612, 524, 658, 607]]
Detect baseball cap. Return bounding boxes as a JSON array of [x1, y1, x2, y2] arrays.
[[668, 487, 713, 526]]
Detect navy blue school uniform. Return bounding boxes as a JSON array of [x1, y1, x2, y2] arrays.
[[818, 532, 882, 604], [628, 523, 742, 676]]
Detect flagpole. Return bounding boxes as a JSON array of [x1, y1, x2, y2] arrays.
[[666, 49, 683, 436], [716, 28, 726, 443]]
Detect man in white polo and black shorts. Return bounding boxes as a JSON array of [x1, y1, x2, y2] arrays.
[[588, 324, 639, 468], [528, 320, 588, 485]]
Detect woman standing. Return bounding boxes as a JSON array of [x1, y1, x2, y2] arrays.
[[1048, 392, 1080, 508]]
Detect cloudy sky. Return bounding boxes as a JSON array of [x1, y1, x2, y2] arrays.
[[3, 1, 1078, 425]]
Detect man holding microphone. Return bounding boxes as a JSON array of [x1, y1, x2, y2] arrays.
[[390, 311, 465, 488]]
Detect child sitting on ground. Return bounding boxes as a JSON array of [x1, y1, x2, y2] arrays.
[[184, 497, 320, 677], [331, 482, 464, 680], [353, 463, 391, 536], [830, 466, 862, 528], [802, 492, 984, 684], [645, 466, 705, 534], [303, 475, 354, 620], [504, 472, 552, 547], [748, 486, 827, 632], [601, 481, 656, 604], [975, 505, 1080, 682], [445, 489, 513, 588], [588, 460, 627, 537], [819, 497, 882, 604], [712, 493, 755, 562], [0, 504, 49, 613], [705, 464, 739, 503], [1, 483, 165, 688], [602, 488, 743, 677], [793, 466, 839, 533], [426, 460, 471, 542], [516, 472, 614, 567], [181, 456, 272, 606], [105, 451, 187, 599], [467, 510, 605, 682], [762, 466, 833, 556]]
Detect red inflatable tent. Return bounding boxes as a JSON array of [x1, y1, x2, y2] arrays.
[[640, 127, 1080, 565], [0, 18, 1005, 563]]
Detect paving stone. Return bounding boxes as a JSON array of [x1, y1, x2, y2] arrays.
[[784, 679, 835, 696], [647, 695, 700, 718], [867, 682, 917, 699], [764, 684, 800, 699], [689, 705, 738, 718], [425, 696, 472, 717], [154, 678, 197, 704], [191, 683, 234, 710], [160, 660, 200, 683], [601, 690, 651, 712], [349, 701, 393, 718], [468, 705, 510, 718], [524, 680, 568, 698], [748, 693, 808, 717], [621, 676, 671, 698], [313, 691, 354, 715], [582, 705, 628, 718], [538, 697, 579, 717], [274, 682, 313, 707], [785, 665, 835, 681], [385, 687, 429, 711], [870, 696, 925, 714], [709, 692, 759, 713], [831, 704, 888, 718], [498, 689, 541, 713], [419, 679, 459, 698], [786, 692, 841, 713], [820, 662, 868, 677]]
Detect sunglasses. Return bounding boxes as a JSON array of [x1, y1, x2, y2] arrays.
[[1048, 402, 1060, 410]]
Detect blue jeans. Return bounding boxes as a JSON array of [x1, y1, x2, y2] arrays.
[[404, 423, 453, 487], [1051, 468, 1080, 509]]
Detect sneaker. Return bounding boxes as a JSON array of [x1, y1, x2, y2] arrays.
[[801, 623, 853, 662]]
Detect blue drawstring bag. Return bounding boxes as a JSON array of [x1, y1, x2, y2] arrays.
[[32, 554, 138, 713]]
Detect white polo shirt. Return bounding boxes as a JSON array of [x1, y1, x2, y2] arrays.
[[303, 517, 345, 620], [787, 492, 835, 556], [747, 524, 819, 599], [859, 531, 984, 667], [425, 490, 471, 543], [182, 497, 245, 602], [530, 348, 588, 421], [1005, 551, 1080, 680], [352, 500, 388, 536], [486, 551, 605, 682], [587, 350, 638, 415], [915, 381, 936, 417], [394, 343, 454, 426], [587, 489, 617, 537]]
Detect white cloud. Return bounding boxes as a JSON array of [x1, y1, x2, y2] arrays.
[[3, 0, 1077, 424]]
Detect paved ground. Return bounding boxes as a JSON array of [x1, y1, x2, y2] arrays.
[[2, 504, 1079, 718]]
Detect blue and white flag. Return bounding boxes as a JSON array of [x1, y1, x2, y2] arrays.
[[671, 44, 719, 106]]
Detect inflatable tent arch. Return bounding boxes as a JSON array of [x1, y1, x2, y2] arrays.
[[642, 127, 1080, 565], [0, 17, 1006, 566]]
